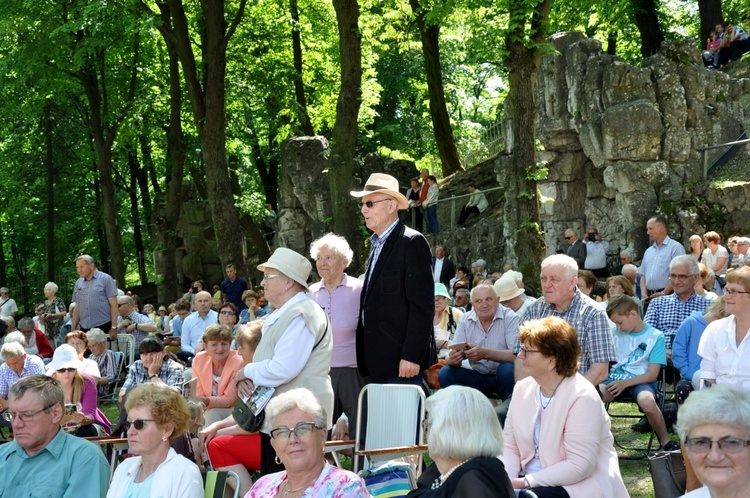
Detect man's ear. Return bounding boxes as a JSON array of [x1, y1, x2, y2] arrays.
[[50, 403, 64, 425]]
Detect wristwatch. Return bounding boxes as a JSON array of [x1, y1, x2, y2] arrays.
[[149, 374, 158, 381], [523, 477, 531, 490]]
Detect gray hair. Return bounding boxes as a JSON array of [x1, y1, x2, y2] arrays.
[[76, 254, 95, 265], [541, 254, 579, 278], [620, 250, 634, 261], [3, 331, 26, 346], [622, 264, 638, 275], [470, 284, 498, 302], [738, 236, 750, 245], [309, 233, 354, 268], [8, 374, 64, 409], [117, 295, 134, 306], [86, 328, 108, 344], [17, 317, 34, 329], [675, 384, 750, 444], [44, 282, 59, 294], [1, 340, 26, 360], [474, 259, 487, 271], [0, 287, 8, 293], [263, 388, 327, 434], [426, 385, 504, 459], [1, 316, 15, 328], [670, 254, 700, 276], [454, 288, 470, 297]]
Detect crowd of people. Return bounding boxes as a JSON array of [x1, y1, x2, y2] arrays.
[[0, 173, 748, 497], [702, 21, 750, 69]]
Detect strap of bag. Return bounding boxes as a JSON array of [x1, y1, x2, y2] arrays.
[[312, 321, 328, 351], [666, 451, 686, 493], [447, 307, 456, 341]]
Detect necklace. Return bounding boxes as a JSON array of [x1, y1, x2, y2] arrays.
[[283, 476, 317, 496], [431, 459, 469, 489], [538, 378, 564, 410]]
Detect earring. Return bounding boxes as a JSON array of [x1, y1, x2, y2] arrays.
[[162, 435, 168, 442], [275, 455, 282, 465]]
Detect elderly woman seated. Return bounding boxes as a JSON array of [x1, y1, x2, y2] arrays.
[[86, 328, 119, 397], [245, 388, 368, 497], [502, 317, 628, 497], [407, 385, 514, 497], [676, 384, 750, 497]]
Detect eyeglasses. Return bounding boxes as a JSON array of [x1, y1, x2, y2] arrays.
[[56, 368, 77, 373], [261, 274, 283, 282], [219, 311, 236, 316], [668, 273, 694, 281], [270, 422, 320, 441], [564, 236, 572, 240], [125, 419, 156, 431], [724, 288, 750, 296], [3, 404, 55, 423], [685, 437, 750, 454], [518, 345, 541, 357], [360, 198, 392, 209]]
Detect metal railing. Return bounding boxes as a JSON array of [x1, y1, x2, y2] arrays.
[[410, 185, 505, 230], [461, 122, 505, 168], [697, 132, 748, 179]]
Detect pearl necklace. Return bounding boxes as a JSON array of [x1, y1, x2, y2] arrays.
[[431, 459, 469, 489]]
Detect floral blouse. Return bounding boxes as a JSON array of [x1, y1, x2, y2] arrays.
[[245, 463, 369, 498]]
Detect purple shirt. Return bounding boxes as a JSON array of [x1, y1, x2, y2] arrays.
[[308, 275, 362, 368]]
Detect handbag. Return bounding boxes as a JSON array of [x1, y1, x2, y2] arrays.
[[648, 449, 686, 498]]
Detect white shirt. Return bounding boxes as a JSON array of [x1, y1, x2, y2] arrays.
[[584, 240, 609, 270], [433, 258, 444, 283], [243, 292, 316, 387], [0, 298, 17, 317], [698, 315, 750, 391], [181, 310, 218, 353]]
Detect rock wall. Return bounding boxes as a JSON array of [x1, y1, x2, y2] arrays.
[[521, 32, 750, 262]]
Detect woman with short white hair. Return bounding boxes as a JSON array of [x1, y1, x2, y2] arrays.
[[676, 384, 750, 497], [40, 282, 66, 344], [407, 385, 514, 497], [86, 328, 118, 397]]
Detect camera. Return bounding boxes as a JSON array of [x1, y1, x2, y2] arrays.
[[588, 233, 597, 242]]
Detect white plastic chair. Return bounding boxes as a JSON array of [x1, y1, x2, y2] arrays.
[[353, 384, 427, 479], [106, 333, 136, 367]]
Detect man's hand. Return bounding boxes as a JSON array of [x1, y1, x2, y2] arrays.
[[464, 344, 484, 362], [332, 418, 349, 440], [109, 328, 118, 341], [605, 380, 628, 398], [398, 359, 420, 378], [236, 379, 255, 399]]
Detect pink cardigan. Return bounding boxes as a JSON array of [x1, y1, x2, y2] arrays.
[[501, 374, 629, 497], [191, 350, 244, 408]]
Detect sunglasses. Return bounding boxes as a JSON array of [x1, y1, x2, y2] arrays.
[[360, 198, 392, 209], [125, 419, 156, 431], [56, 368, 77, 373]]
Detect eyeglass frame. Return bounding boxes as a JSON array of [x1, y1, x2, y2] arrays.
[[124, 419, 157, 431], [3, 403, 56, 423], [518, 345, 542, 357], [684, 436, 750, 454], [668, 273, 695, 281], [360, 198, 393, 209], [724, 288, 750, 296], [269, 422, 321, 441], [261, 274, 284, 282]]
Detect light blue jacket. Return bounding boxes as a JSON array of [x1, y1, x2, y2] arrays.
[[672, 310, 707, 380]]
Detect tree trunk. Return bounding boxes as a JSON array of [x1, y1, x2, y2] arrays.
[[501, 0, 551, 281], [698, 0, 723, 47], [606, 32, 618, 55], [79, 70, 127, 286], [409, 0, 463, 177], [290, 0, 315, 136], [44, 101, 55, 282], [330, 0, 364, 271], [156, 28, 186, 304], [228, 155, 271, 266], [140, 134, 161, 194], [94, 178, 109, 272], [127, 148, 148, 285], [631, 0, 665, 58], [161, 0, 249, 277], [0, 223, 6, 287]]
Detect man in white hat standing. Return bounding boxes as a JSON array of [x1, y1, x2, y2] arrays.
[[351, 173, 434, 385]]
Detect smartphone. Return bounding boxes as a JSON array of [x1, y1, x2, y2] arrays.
[[449, 342, 468, 352]]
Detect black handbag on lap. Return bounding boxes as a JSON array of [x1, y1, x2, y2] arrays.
[[648, 450, 686, 498]]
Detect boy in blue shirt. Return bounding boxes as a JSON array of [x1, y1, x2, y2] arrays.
[[600, 295, 678, 451]]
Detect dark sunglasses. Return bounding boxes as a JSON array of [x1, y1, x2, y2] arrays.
[[56, 368, 77, 373], [125, 419, 156, 431], [360, 198, 392, 209]]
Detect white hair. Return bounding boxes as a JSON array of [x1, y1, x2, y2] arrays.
[[263, 388, 327, 434], [3, 331, 26, 346], [44, 282, 59, 294], [675, 384, 750, 443], [622, 264, 638, 274], [1, 340, 26, 360], [541, 254, 578, 278], [470, 284, 498, 302], [670, 254, 700, 276], [309, 233, 354, 268], [426, 385, 504, 459]]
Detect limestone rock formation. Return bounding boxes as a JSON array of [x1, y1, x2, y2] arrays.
[[518, 32, 748, 263]]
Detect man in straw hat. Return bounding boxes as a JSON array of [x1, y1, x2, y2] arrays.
[[351, 173, 434, 385], [233, 247, 333, 474]]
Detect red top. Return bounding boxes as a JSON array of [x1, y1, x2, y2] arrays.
[[34, 328, 54, 358]]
